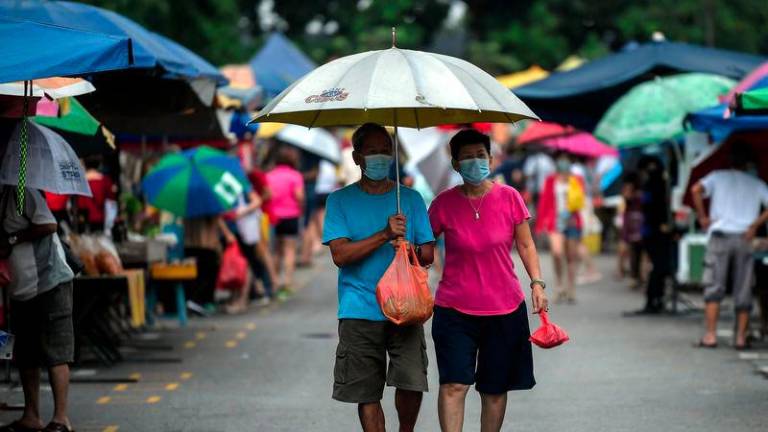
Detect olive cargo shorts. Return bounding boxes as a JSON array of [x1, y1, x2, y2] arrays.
[[333, 319, 428, 403]]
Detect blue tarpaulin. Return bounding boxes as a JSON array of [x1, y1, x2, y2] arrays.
[[686, 104, 768, 143], [250, 33, 316, 98], [515, 41, 764, 131], [0, 16, 132, 83], [0, 1, 226, 85]]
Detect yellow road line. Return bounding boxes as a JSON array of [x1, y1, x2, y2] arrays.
[[145, 395, 162, 404], [225, 340, 238, 348], [245, 322, 256, 330], [96, 396, 112, 405], [165, 382, 179, 391], [129, 373, 141, 381], [180, 372, 193, 380], [184, 341, 197, 349], [102, 426, 119, 432], [113, 384, 129, 392], [195, 332, 207, 340], [236, 331, 247, 340]]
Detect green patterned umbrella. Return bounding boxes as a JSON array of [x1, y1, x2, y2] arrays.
[[595, 73, 736, 148]]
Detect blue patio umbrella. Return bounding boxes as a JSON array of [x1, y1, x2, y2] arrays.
[[686, 104, 768, 143], [141, 147, 251, 218], [0, 16, 133, 83], [250, 33, 315, 98], [0, 1, 226, 84]]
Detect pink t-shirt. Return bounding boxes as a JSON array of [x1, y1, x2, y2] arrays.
[[266, 165, 304, 220], [429, 183, 530, 316]]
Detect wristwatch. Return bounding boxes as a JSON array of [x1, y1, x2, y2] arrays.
[[530, 279, 546, 290], [7, 235, 18, 246]]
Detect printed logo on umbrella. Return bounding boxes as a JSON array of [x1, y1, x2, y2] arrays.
[[59, 161, 83, 180], [305, 88, 349, 104], [213, 171, 244, 206]]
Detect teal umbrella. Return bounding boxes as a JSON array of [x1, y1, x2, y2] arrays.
[[141, 146, 250, 218], [594, 73, 736, 148]]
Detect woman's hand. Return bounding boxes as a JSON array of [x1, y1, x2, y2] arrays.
[[531, 285, 549, 314]]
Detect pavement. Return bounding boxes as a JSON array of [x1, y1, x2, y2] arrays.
[[1, 251, 767, 432]]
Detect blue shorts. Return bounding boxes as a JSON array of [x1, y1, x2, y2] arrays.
[[563, 226, 582, 240], [431, 303, 535, 394]]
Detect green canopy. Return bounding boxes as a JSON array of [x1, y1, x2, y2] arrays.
[[594, 73, 736, 148], [34, 97, 100, 136]]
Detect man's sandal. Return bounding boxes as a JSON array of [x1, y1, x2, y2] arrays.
[[42, 423, 73, 432]]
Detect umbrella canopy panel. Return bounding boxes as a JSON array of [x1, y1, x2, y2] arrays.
[[275, 125, 341, 163], [0, 121, 92, 196], [515, 41, 763, 131], [687, 103, 768, 143], [252, 47, 538, 128], [1, 1, 225, 84], [0, 16, 132, 83], [594, 73, 735, 148], [142, 146, 251, 218], [250, 33, 316, 99]]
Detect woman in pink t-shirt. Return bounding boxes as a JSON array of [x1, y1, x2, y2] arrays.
[[265, 146, 305, 292], [428, 129, 548, 431]]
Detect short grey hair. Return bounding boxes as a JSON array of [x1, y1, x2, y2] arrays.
[[351, 123, 392, 152]]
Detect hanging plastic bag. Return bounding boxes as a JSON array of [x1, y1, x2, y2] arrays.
[[529, 310, 570, 349], [216, 243, 248, 290], [376, 241, 433, 326]]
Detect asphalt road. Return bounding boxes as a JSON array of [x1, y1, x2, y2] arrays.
[[1, 252, 766, 431]]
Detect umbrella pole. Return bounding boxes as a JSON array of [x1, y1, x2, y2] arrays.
[[394, 125, 401, 214]]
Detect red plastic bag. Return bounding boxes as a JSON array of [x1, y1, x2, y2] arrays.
[[216, 243, 248, 290], [529, 310, 569, 349], [376, 242, 433, 326]]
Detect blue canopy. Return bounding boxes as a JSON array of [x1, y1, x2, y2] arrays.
[[250, 33, 315, 98], [0, 16, 132, 83], [515, 41, 764, 131], [686, 104, 768, 143], [0, 1, 226, 85]]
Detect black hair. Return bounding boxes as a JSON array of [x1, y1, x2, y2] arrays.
[[449, 128, 491, 160], [83, 155, 101, 170], [275, 145, 299, 169], [352, 123, 391, 152], [730, 143, 753, 169]]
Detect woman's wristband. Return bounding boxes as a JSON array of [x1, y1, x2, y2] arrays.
[[530, 279, 546, 290]]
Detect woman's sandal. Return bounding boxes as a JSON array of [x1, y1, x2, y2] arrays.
[[0, 421, 42, 432], [695, 339, 718, 349]]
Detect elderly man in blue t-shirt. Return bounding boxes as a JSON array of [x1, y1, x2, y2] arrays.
[[323, 123, 435, 431]]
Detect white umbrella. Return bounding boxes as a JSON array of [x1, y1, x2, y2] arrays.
[[0, 121, 92, 197], [251, 29, 538, 210], [275, 124, 341, 163]]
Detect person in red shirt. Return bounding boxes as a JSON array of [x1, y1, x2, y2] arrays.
[[76, 157, 117, 233]]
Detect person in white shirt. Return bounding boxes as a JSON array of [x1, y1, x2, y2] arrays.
[[692, 146, 768, 349]]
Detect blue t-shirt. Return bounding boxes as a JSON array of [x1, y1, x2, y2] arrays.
[[323, 183, 435, 321]]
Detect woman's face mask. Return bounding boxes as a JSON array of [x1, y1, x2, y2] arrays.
[[556, 158, 571, 173], [458, 158, 491, 185], [363, 154, 393, 181]]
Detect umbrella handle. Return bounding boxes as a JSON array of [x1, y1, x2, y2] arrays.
[[394, 125, 401, 214]]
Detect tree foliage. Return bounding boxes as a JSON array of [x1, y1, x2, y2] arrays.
[[83, 0, 768, 75]]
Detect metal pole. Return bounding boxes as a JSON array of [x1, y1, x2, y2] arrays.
[[394, 125, 401, 214]]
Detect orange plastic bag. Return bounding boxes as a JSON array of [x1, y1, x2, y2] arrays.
[[376, 242, 433, 326], [529, 310, 570, 349]]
